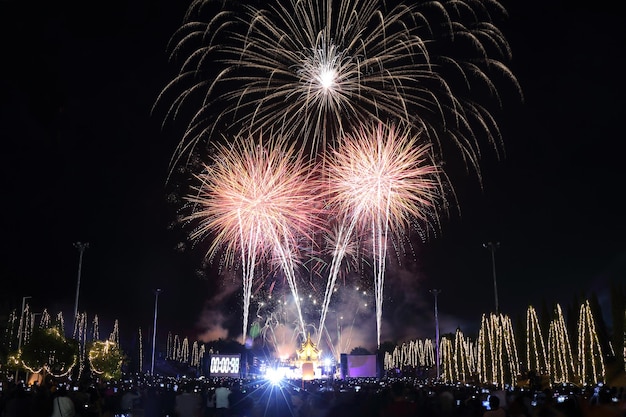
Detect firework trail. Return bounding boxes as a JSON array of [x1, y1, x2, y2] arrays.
[[258, 310, 298, 361], [321, 123, 445, 347], [157, 0, 520, 174], [184, 134, 322, 342], [158, 0, 520, 349]]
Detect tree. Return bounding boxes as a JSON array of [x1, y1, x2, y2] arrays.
[[10, 327, 78, 377], [349, 346, 371, 355], [377, 341, 396, 355], [88, 340, 126, 381]]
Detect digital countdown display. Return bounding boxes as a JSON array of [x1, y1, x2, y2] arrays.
[[208, 354, 241, 377]]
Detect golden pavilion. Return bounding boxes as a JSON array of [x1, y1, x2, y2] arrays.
[[294, 333, 321, 380]]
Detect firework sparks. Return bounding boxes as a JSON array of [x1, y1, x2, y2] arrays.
[[156, 0, 520, 172], [157, 0, 520, 351], [184, 134, 323, 342], [321, 122, 445, 347]]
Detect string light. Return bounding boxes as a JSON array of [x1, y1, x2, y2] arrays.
[[76, 312, 87, 380], [40, 310, 51, 328], [577, 300, 605, 385], [383, 338, 435, 370], [56, 312, 64, 335], [92, 315, 100, 341], [441, 337, 453, 382], [3, 302, 612, 385], [477, 313, 518, 387], [17, 327, 78, 379], [109, 320, 120, 345], [526, 306, 548, 376], [181, 337, 190, 363], [191, 341, 201, 367], [453, 328, 473, 382], [548, 304, 575, 384], [6, 310, 17, 351], [139, 327, 143, 373], [88, 340, 124, 381], [167, 332, 173, 359]]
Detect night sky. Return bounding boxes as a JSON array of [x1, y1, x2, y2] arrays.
[[1, 0, 624, 351]]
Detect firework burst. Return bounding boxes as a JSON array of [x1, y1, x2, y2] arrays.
[[184, 134, 323, 342], [320, 122, 445, 347], [156, 0, 520, 173], [157, 0, 520, 351]]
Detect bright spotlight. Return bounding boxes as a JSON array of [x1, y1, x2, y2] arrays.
[[265, 368, 283, 386]]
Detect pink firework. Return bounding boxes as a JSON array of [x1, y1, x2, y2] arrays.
[[322, 122, 445, 347], [185, 134, 323, 342], [326, 124, 442, 230]]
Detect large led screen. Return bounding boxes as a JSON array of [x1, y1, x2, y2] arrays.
[[208, 354, 241, 378], [346, 354, 377, 378]]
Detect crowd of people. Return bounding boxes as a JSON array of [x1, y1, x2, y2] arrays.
[[0, 372, 624, 417]]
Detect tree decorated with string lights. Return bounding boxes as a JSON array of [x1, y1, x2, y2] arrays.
[[88, 340, 126, 381], [8, 327, 78, 378]]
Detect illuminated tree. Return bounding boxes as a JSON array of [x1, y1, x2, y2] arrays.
[[547, 304, 575, 383], [478, 313, 519, 387], [453, 328, 474, 382], [9, 327, 78, 378], [577, 300, 605, 385], [441, 336, 454, 382], [526, 306, 548, 375], [88, 340, 126, 381]]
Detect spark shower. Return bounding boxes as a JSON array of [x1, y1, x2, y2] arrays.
[[156, 0, 520, 349]]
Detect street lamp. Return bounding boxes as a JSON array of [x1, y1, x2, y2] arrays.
[[483, 241, 500, 313], [429, 289, 441, 380], [16, 296, 32, 382], [73, 242, 90, 328], [151, 289, 162, 375]]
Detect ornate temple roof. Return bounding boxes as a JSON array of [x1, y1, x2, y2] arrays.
[[296, 333, 321, 362]]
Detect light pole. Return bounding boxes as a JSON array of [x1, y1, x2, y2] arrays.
[[337, 314, 343, 354], [151, 289, 162, 375], [73, 242, 89, 328], [16, 296, 31, 382], [430, 289, 441, 380], [483, 241, 500, 313]]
